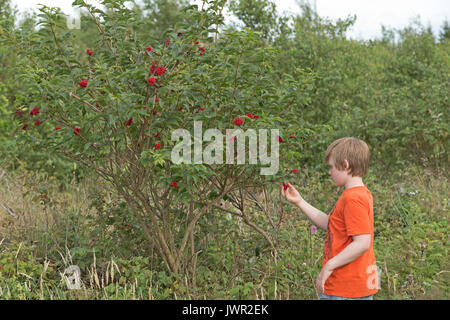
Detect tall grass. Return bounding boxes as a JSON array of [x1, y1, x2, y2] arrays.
[[0, 164, 448, 299]]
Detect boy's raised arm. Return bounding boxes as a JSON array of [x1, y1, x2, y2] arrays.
[[280, 183, 329, 231], [296, 197, 329, 231]]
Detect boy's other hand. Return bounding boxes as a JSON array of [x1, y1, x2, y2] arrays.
[[315, 265, 333, 294], [280, 183, 303, 207]]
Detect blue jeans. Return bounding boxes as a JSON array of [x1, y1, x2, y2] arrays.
[[318, 293, 373, 300]]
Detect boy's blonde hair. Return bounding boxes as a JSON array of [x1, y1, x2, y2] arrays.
[[325, 137, 370, 177]]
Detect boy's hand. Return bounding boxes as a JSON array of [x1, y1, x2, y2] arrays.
[[315, 264, 334, 294], [280, 183, 303, 206]]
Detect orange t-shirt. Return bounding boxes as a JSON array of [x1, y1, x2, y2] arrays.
[[322, 185, 379, 298]]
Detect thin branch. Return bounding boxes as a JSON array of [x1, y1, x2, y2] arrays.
[[0, 202, 18, 219], [70, 92, 102, 113], [210, 203, 277, 256], [50, 23, 72, 71]]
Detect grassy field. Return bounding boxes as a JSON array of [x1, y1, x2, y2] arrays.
[[0, 163, 448, 300]]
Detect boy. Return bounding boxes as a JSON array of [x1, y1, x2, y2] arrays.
[[281, 137, 378, 300]]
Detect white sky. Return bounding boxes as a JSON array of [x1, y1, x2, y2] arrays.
[[10, 0, 450, 40]]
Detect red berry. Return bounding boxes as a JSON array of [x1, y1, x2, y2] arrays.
[[30, 107, 39, 116], [125, 117, 133, 126], [78, 79, 88, 88], [155, 66, 166, 76], [150, 61, 157, 74], [147, 77, 156, 86], [74, 127, 81, 135], [233, 118, 243, 126]]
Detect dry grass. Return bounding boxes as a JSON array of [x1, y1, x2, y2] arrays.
[[1, 163, 448, 300], [1, 168, 89, 255]]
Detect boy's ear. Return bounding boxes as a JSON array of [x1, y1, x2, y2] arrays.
[[344, 159, 350, 171]]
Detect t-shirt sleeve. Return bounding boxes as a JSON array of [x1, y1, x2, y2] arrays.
[[343, 197, 371, 236]]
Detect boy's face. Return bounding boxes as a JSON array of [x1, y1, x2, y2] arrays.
[[327, 157, 350, 187]]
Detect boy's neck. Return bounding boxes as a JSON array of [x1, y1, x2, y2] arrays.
[[344, 176, 365, 190]]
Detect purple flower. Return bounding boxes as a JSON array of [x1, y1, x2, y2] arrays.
[[311, 225, 317, 234]]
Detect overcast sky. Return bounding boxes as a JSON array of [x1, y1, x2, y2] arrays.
[[10, 0, 450, 40]]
